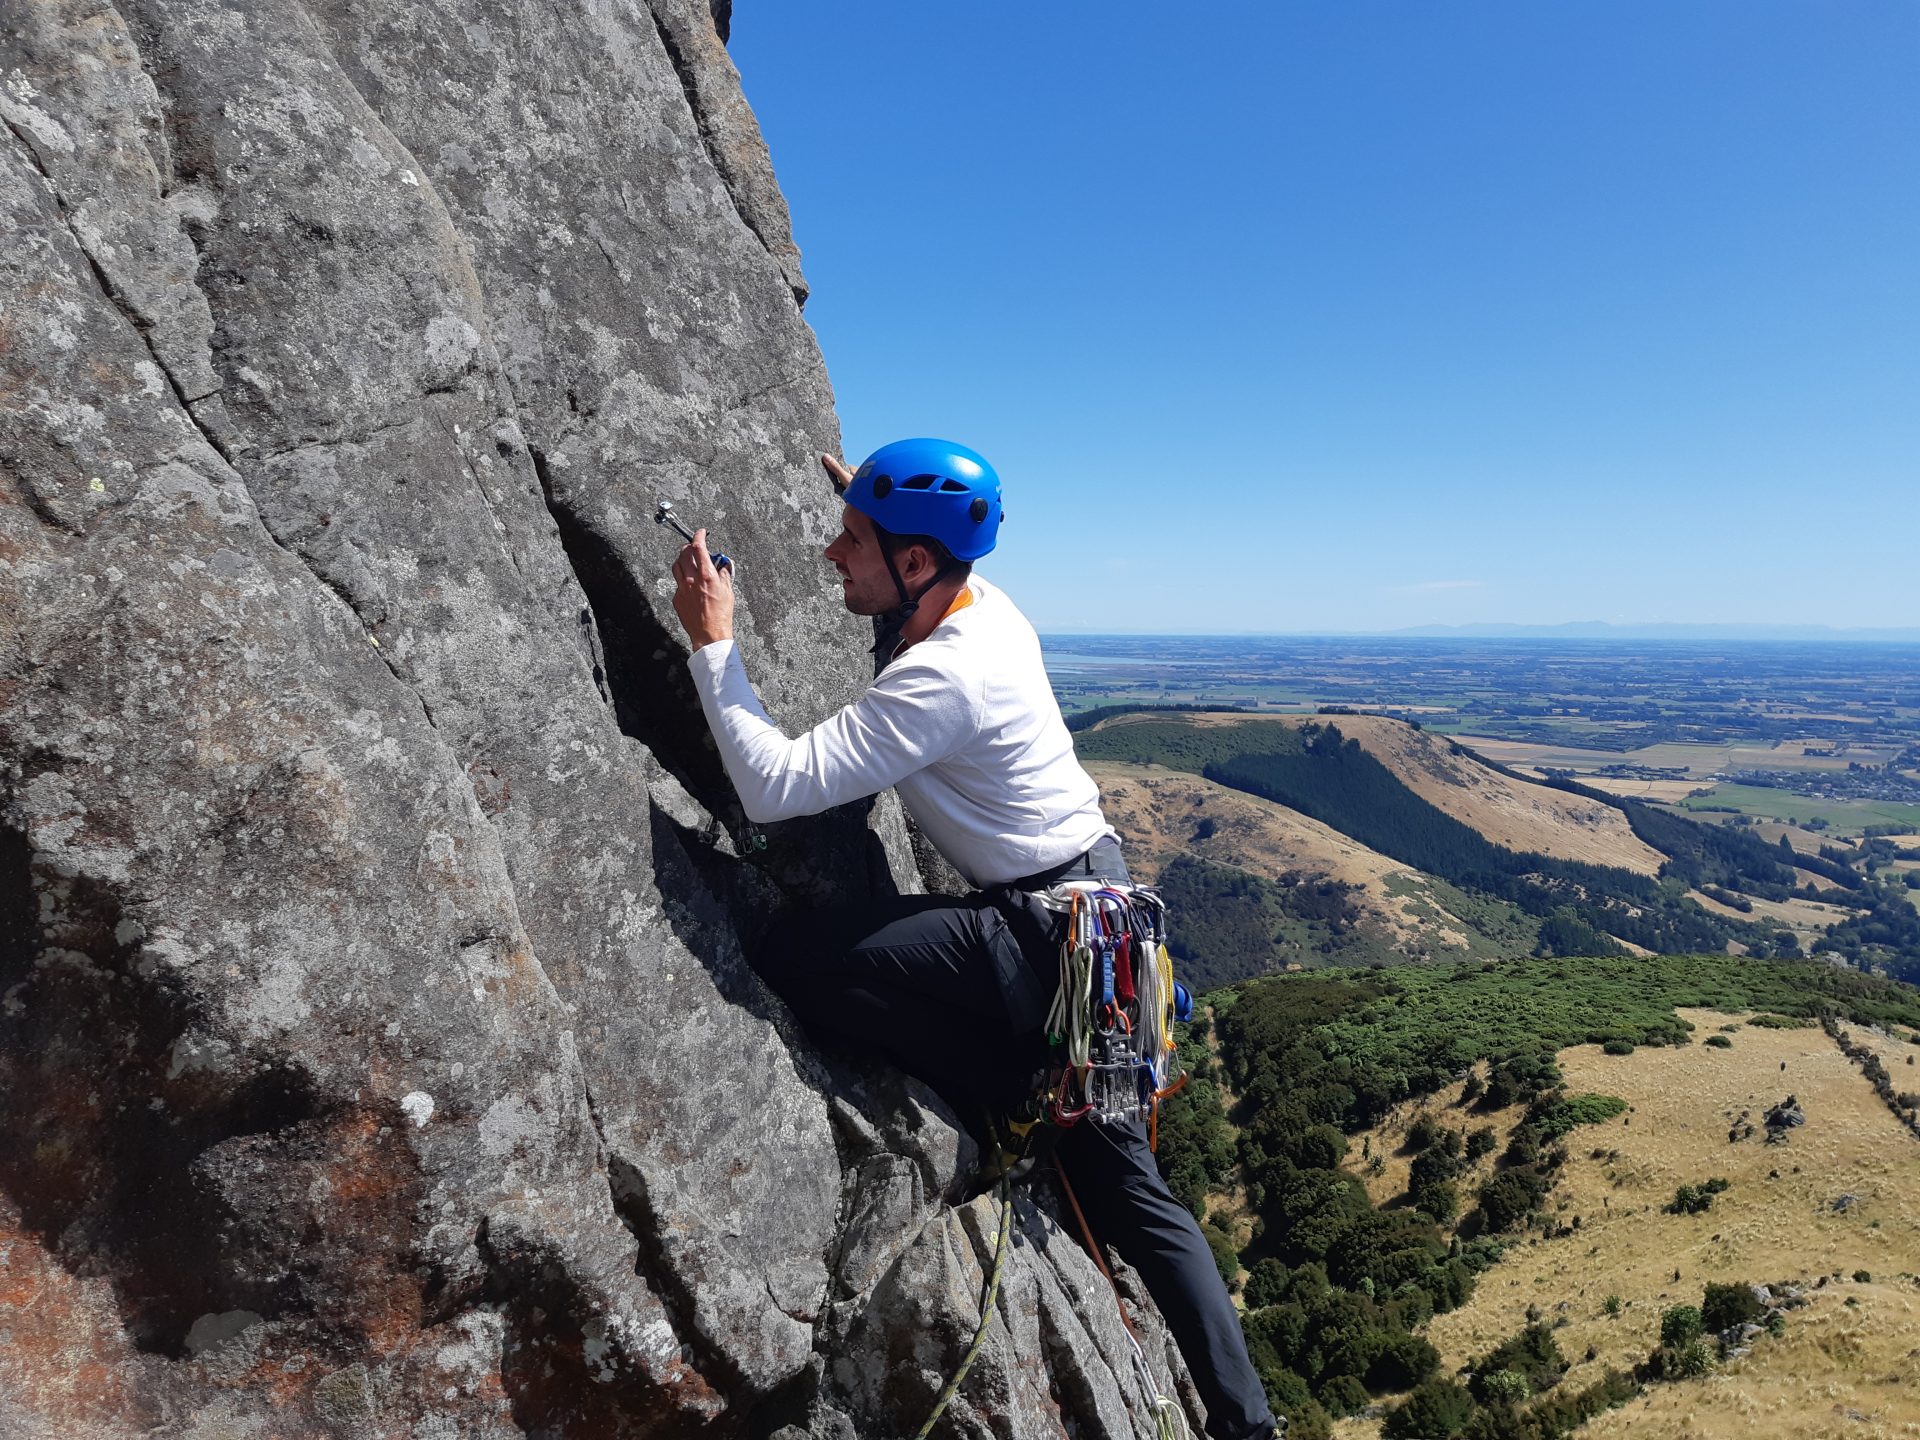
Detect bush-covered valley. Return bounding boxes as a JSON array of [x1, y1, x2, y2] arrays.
[[1077, 712, 1919, 985], [1152, 956, 1920, 1437]]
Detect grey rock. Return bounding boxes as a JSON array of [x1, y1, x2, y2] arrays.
[[0, 2, 1198, 1436], [1765, 1095, 1805, 1130]]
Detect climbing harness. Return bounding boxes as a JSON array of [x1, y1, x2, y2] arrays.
[[1055, 1156, 1194, 1440], [909, 885, 1197, 1437], [1038, 883, 1192, 1140], [910, 1173, 1014, 1440]]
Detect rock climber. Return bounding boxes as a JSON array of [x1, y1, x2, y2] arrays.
[[667, 438, 1275, 1440]]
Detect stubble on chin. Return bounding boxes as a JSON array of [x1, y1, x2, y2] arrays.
[[834, 574, 886, 617]]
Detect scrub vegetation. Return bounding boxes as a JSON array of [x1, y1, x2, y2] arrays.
[[1150, 956, 1920, 1436]]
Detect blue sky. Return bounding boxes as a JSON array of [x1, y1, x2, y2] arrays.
[[730, 4, 1918, 634]]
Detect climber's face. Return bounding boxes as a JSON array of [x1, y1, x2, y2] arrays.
[[824, 504, 906, 617]]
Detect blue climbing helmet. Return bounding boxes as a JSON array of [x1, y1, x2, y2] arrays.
[[842, 438, 1002, 562]]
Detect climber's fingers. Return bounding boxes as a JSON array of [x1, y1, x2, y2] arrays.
[[821, 453, 854, 494], [691, 529, 732, 589], [671, 529, 733, 647]]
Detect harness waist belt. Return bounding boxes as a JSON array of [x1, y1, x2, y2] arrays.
[[1004, 836, 1126, 893]]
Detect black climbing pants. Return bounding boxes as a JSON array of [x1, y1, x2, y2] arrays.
[[750, 846, 1277, 1440]]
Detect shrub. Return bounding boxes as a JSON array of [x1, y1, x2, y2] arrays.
[[1318, 1372, 1370, 1416], [1461, 1403, 1533, 1440], [1200, 1220, 1238, 1285], [1530, 1368, 1641, 1434], [1383, 1378, 1476, 1440], [1477, 1368, 1531, 1404], [1705, 1034, 1733, 1049], [1476, 1168, 1550, 1232], [1469, 1322, 1566, 1402], [1602, 1039, 1635, 1056], [1365, 1331, 1441, 1393], [1420, 1256, 1475, 1314], [1666, 1178, 1730, 1215], [1701, 1281, 1764, 1333], [1659, 1305, 1703, 1346], [1538, 1093, 1629, 1137], [1482, 1055, 1560, 1111], [1243, 1258, 1292, 1309], [1258, 1367, 1333, 1440], [1466, 1126, 1498, 1160], [1410, 1147, 1464, 1191], [1411, 1178, 1460, 1225], [1646, 1338, 1713, 1380], [1407, 1114, 1442, 1152], [1853, 1269, 1873, 1283], [1285, 1122, 1350, 1171], [1602, 1293, 1623, 1318]]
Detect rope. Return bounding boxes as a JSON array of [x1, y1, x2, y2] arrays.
[[1053, 1158, 1193, 1440], [910, 1174, 1014, 1440]]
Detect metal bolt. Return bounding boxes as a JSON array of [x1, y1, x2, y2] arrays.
[[655, 500, 732, 572]]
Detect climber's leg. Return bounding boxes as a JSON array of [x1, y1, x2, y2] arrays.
[[1057, 1119, 1276, 1440], [748, 893, 1038, 1113]]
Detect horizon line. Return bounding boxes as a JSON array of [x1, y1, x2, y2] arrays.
[[1034, 623, 1920, 643]]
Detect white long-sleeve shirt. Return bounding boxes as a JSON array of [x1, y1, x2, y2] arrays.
[[685, 575, 1114, 887]]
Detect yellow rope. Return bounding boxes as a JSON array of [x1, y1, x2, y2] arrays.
[[910, 1175, 1014, 1440]]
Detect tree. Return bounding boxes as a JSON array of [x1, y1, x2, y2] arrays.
[[1702, 1281, 1763, 1333], [1383, 1379, 1475, 1440], [1659, 1305, 1703, 1346], [1476, 1169, 1548, 1233]]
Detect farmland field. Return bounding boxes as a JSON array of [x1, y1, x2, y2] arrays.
[[1046, 636, 1920, 844], [1678, 783, 1920, 832]]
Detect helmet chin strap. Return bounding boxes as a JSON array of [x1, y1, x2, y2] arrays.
[[870, 535, 956, 672]]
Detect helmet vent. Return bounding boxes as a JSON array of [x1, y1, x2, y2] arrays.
[[938, 478, 970, 492], [901, 473, 939, 491]]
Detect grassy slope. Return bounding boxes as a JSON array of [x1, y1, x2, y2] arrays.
[[1302, 715, 1664, 877], [1079, 709, 1793, 963], [1088, 760, 1539, 968], [1198, 957, 1920, 1437], [1084, 711, 1664, 875], [1402, 1013, 1920, 1440]]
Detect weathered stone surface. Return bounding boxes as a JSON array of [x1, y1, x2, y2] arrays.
[[0, 2, 1202, 1435]]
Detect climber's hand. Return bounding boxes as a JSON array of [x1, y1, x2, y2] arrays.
[[821, 453, 854, 494], [671, 528, 734, 650]]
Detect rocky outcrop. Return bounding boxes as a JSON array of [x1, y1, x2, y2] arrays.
[[0, 2, 1198, 1436]]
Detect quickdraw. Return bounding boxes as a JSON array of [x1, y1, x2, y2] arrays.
[[1039, 882, 1192, 1145]]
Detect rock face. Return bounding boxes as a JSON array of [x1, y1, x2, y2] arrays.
[[0, 2, 1201, 1436]]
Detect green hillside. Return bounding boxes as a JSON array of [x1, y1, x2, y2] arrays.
[[1077, 716, 1802, 978]]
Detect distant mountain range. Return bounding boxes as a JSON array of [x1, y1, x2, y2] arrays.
[[1383, 622, 1920, 642]]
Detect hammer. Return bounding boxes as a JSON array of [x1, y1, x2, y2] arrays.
[[655, 500, 732, 573]]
